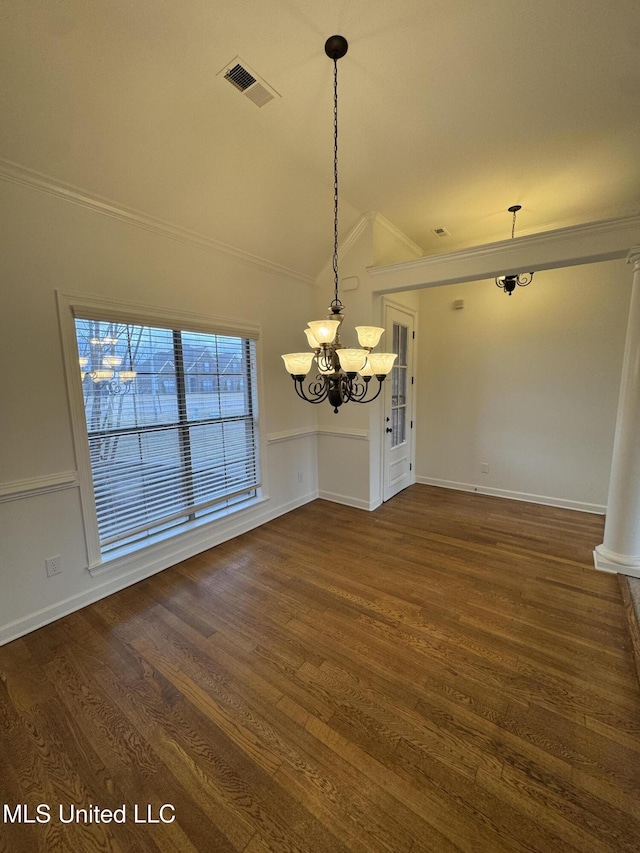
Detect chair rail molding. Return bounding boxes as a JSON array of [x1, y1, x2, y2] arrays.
[[0, 472, 79, 503]]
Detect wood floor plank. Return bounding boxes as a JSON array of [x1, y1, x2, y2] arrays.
[[393, 740, 579, 853], [477, 763, 635, 853], [1, 485, 639, 852]]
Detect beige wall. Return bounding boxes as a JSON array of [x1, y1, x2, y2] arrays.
[[0, 180, 318, 641], [414, 260, 631, 510], [0, 183, 634, 644]]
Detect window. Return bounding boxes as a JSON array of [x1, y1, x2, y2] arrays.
[[72, 313, 260, 557], [390, 321, 408, 447]]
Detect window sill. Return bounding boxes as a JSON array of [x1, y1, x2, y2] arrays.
[[87, 492, 268, 579]]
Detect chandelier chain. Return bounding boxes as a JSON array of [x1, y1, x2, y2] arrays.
[[280, 35, 398, 412], [331, 55, 342, 311], [495, 205, 535, 294]]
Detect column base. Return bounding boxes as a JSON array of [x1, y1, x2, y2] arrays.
[[593, 543, 640, 578]]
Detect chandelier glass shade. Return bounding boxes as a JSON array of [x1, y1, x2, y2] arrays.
[[281, 35, 397, 413], [495, 205, 535, 295]]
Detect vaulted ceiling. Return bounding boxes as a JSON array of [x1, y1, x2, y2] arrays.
[[2, 0, 640, 279]]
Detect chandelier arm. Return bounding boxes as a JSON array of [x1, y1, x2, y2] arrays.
[[344, 376, 385, 404], [316, 348, 335, 372], [308, 375, 330, 398], [364, 378, 386, 404], [106, 379, 132, 396], [344, 376, 369, 401], [292, 376, 330, 404]]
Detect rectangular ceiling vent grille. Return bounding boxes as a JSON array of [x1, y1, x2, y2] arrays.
[[218, 56, 280, 107], [226, 64, 256, 92]]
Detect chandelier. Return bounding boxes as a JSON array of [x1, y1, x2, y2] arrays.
[[495, 205, 535, 295], [79, 336, 136, 394], [281, 35, 396, 414]]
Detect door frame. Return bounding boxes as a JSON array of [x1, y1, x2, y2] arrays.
[[381, 298, 417, 502]]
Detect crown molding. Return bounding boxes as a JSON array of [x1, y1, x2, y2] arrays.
[[368, 214, 640, 291], [342, 213, 371, 257], [314, 212, 423, 286], [0, 158, 314, 285], [314, 214, 371, 286], [371, 211, 423, 258]]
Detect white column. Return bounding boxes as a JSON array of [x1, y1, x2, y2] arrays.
[[594, 247, 640, 577]]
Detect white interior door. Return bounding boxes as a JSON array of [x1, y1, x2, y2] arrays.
[[383, 303, 415, 502]]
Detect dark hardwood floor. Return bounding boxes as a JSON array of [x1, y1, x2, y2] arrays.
[[1, 485, 640, 852]]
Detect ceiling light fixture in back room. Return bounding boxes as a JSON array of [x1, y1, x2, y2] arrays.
[[281, 35, 397, 413], [495, 205, 535, 295]]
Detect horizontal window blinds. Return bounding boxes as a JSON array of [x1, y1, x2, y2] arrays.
[[74, 318, 260, 551]]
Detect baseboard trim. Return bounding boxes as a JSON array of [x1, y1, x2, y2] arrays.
[[317, 490, 375, 511], [416, 477, 606, 515], [0, 492, 317, 646], [593, 547, 640, 578]]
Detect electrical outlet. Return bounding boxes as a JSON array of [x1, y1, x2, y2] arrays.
[[45, 555, 62, 577], [481, 463, 489, 474]]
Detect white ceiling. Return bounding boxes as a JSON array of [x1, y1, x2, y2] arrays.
[[2, 0, 640, 279]]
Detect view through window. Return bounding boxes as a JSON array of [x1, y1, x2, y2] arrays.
[[74, 318, 260, 553]]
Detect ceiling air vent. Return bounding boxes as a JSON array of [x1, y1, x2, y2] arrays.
[[226, 64, 256, 91], [218, 56, 280, 107], [432, 226, 450, 238]]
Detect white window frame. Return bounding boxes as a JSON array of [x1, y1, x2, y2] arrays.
[[57, 291, 265, 572]]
